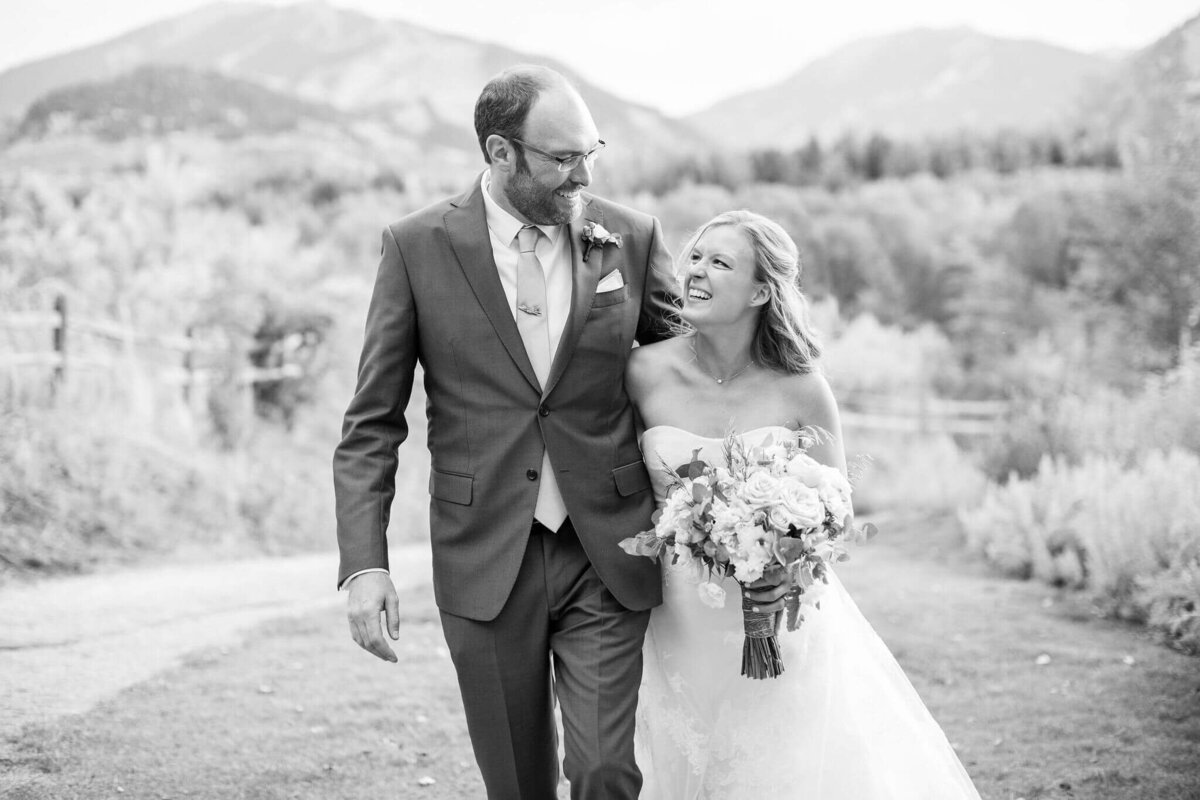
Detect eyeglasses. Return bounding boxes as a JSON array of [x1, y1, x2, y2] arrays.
[[510, 138, 606, 173]]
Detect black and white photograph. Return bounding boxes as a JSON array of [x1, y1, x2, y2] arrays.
[[2, 1, 1198, 798]]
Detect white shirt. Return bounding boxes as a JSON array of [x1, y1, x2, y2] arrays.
[[341, 172, 576, 589], [480, 170, 573, 357]]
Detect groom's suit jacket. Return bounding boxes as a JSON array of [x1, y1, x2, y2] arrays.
[[333, 178, 678, 621]]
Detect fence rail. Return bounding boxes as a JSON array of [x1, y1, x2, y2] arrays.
[[840, 409, 1002, 436], [840, 391, 1007, 436], [1, 295, 305, 395], [5, 296, 1006, 434]]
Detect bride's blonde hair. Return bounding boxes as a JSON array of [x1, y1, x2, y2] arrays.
[[676, 210, 822, 375]]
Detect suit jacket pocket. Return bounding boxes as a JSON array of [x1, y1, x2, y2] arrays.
[[429, 469, 473, 505], [612, 461, 651, 496], [591, 285, 629, 309]]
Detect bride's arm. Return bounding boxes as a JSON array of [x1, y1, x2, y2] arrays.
[[746, 371, 849, 613], [625, 340, 674, 436], [794, 371, 849, 479]]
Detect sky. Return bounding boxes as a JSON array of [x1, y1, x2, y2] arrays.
[[4, 0, 1198, 114]]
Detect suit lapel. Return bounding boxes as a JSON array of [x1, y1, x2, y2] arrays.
[[444, 181, 542, 394], [544, 200, 604, 399]]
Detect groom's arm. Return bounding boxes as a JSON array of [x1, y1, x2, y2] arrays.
[[333, 224, 418, 586], [333, 225, 420, 663], [636, 216, 681, 345]]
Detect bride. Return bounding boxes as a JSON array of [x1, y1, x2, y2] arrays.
[[625, 210, 981, 799]]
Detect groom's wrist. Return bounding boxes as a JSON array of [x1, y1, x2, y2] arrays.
[[339, 567, 389, 591]]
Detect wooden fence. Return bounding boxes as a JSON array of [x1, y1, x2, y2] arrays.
[[2, 296, 1007, 435], [0, 295, 304, 401], [839, 391, 1008, 437]]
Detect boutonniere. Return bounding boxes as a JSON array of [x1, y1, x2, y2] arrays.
[[581, 221, 622, 262]]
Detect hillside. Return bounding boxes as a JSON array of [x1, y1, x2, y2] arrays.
[[1083, 11, 1200, 164], [0, 1, 706, 165], [14, 64, 345, 141], [689, 27, 1118, 148]]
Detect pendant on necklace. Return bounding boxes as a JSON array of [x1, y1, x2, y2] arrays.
[[690, 338, 752, 385]]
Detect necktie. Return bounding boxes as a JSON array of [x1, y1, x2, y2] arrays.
[[514, 225, 567, 531], [516, 226, 552, 384]]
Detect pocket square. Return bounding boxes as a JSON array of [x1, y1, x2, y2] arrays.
[[596, 270, 625, 293]]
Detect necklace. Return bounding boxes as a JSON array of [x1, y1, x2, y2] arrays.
[[690, 338, 754, 385]]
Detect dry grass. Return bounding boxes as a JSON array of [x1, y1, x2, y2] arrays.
[[0, 404, 340, 581], [1, 517, 1197, 800]]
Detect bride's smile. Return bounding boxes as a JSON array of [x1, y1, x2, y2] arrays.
[[680, 224, 768, 327]]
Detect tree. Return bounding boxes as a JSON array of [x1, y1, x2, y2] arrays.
[[809, 215, 901, 319]]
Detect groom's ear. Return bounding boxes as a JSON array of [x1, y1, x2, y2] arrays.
[[486, 134, 516, 171]]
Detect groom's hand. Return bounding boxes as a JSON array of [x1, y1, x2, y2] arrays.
[[346, 572, 401, 663]]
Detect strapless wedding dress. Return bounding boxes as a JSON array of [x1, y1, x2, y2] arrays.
[[634, 425, 981, 800]]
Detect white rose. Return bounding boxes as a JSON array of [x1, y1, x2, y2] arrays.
[[737, 469, 782, 509], [784, 452, 824, 487], [819, 468, 852, 496], [817, 471, 854, 525], [697, 581, 727, 609], [777, 480, 826, 529]]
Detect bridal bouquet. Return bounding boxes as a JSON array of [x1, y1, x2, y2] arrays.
[[620, 428, 876, 679]]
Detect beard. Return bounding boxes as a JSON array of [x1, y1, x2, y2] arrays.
[[502, 154, 582, 226]]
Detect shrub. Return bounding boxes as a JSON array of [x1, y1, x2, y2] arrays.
[[0, 404, 341, 579], [960, 449, 1200, 652], [0, 407, 238, 575], [848, 431, 987, 519], [1138, 563, 1200, 655], [982, 364, 1200, 481]]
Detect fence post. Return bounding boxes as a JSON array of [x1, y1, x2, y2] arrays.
[[916, 350, 930, 435], [52, 293, 67, 391], [183, 325, 195, 405]]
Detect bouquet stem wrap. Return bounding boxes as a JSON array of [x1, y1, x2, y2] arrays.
[[740, 593, 785, 679]]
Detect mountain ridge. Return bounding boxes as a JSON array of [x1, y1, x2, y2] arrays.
[[0, 1, 706, 165], [3, 4, 1192, 159], [688, 27, 1119, 148]]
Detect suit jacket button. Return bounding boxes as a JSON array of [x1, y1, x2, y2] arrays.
[[538, 405, 550, 417], [526, 469, 538, 481]]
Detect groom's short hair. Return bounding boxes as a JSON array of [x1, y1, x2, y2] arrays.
[[474, 65, 562, 164]]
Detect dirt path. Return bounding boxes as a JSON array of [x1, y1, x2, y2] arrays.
[[1, 521, 1197, 799], [0, 545, 431, 737]]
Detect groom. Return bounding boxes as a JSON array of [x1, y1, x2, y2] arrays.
[[333, 65, 678, 798]]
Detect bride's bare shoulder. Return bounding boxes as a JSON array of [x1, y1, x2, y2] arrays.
[[628, 336, 691, 381], [779, 369, 840, 426]]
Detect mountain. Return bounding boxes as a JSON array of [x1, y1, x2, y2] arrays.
[[14, 64, 345, 141], [689, 27, 1118, 149], [1082, 12, 1200, 165], [0, 1, 705, 167]]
